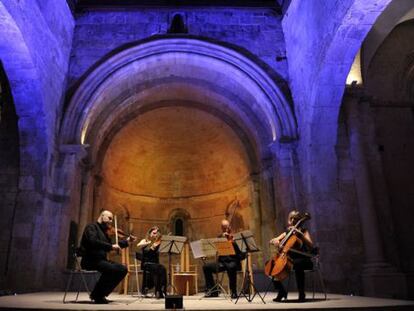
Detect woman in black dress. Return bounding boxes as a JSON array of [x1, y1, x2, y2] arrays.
[[137, 226, 167, 298]]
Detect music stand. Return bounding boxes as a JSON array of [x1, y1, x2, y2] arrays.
[[159, 235, 187, 295], [233, 230, 265, 304], [191, 238, 234, 300]]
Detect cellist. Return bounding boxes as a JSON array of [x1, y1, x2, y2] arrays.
[[269, 210, 314, 302]]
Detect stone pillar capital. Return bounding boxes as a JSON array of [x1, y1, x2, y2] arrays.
[[59, 144, 90, 164], [268, 140, 298, 157]]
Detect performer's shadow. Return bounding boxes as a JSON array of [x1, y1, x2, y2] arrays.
[[282, 298, 335, 303], [46, 299, 95, 304], [48, 299, 133, 305]]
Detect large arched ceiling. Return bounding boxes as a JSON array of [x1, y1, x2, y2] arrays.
[[102, 106, 251, 198], [62, 37, 297, 166]]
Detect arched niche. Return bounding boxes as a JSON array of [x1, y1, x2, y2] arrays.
[[60, 37, 297, 269]]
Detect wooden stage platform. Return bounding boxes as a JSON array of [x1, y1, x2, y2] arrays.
[[0, 292, 413, 311]]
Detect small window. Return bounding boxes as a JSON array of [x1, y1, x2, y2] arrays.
[[174, 218, 184, 236]]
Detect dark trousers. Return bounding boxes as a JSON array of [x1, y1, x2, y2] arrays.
[[203, 261, 239, 295], [143, 263, 167, 294], [82, 260, 128, 298], [273, 257, 313, 296]]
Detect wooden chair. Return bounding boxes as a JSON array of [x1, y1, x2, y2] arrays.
[[171, 263, 198, 295], [171, 243, 198, 295]]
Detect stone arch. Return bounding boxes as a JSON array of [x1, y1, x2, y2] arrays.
[[309, 0, 393, 145], [61, 37, 297, 150], [363, 0, 414, 78], [282, 0, 393, 195]]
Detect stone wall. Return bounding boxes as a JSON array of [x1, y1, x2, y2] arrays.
[[0, 65, 19, 289], [282, 0, 393, 296], [0, 0, 74, 291], [69, 7, 288, 88], [365, 20, 414, 298]]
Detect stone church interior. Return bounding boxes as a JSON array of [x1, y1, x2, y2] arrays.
[[0, 0, 414, 306]]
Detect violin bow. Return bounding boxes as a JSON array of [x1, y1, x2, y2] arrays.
[[114, 215, 119, 246]]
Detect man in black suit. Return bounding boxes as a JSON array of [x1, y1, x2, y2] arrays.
[[203, 219, 244, 299], [80, 210, 135, 304]]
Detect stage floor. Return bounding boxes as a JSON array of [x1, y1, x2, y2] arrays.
[[0, 292, 413, 311]]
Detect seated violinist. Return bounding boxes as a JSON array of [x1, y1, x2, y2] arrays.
[[203, 219, 244, 299], [269, 210, 314, 303], [136, 226, 167, 299], [80, 210, 136, 304]]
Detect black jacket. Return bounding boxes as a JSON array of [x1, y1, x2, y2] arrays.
[[80, 222, 128, 268]]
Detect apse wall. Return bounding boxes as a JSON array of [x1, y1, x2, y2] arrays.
[[68, 7, 287, 88], [97, 106, 253, 246]]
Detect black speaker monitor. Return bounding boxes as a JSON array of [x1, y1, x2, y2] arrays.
[[165, 295, 183, 309]]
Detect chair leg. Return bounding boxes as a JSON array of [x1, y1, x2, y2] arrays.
[[317, 268, 327, 300], [312, 270, 315, 300], [63, 272, 74, 303], [79, 270, 91, 296], [286, 272, 292, 298], [262, 277, 274, 299]]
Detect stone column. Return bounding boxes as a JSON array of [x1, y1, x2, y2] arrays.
[[344, 91, 406, 298], [257, 158, 276, 267], [77, 170, 93, 240], [269, 141, 302, 228]]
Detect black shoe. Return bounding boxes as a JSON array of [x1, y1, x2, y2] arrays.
[[298, 292, 306, 302], [231, 292, 238, 299], [273, 289, 287, 302], [204, 291, 219, 298], [91, 296, 110, 304], [155, 291, 165, 299]]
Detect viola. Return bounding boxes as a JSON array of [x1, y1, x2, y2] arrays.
[[223, 227, 234, 241], [264, 213, 310, 280]]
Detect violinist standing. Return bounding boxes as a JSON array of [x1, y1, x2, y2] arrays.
[[269, 210, 314, 302], [203, 219, 243, 299], [136, 226, 167, 298], [80, 210, 136, 304]]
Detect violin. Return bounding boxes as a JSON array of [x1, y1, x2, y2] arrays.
[[223, 227, 234, 241], [145, 229, 162, 250], [264, 212, 310, 280], [106, 226, 137, 241]]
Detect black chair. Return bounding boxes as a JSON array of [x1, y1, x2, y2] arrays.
[[286, 248, 327, 300], [263, 247, 327, 301], [63, 247, 99, 303]]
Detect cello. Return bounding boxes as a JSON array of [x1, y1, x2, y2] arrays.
[[264, 212, 310, 281]]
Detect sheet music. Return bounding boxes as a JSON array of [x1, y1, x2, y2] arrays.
[[190, 238, 227, 258], [159, 235, 187, 254], [233, 230, 259, 253]]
